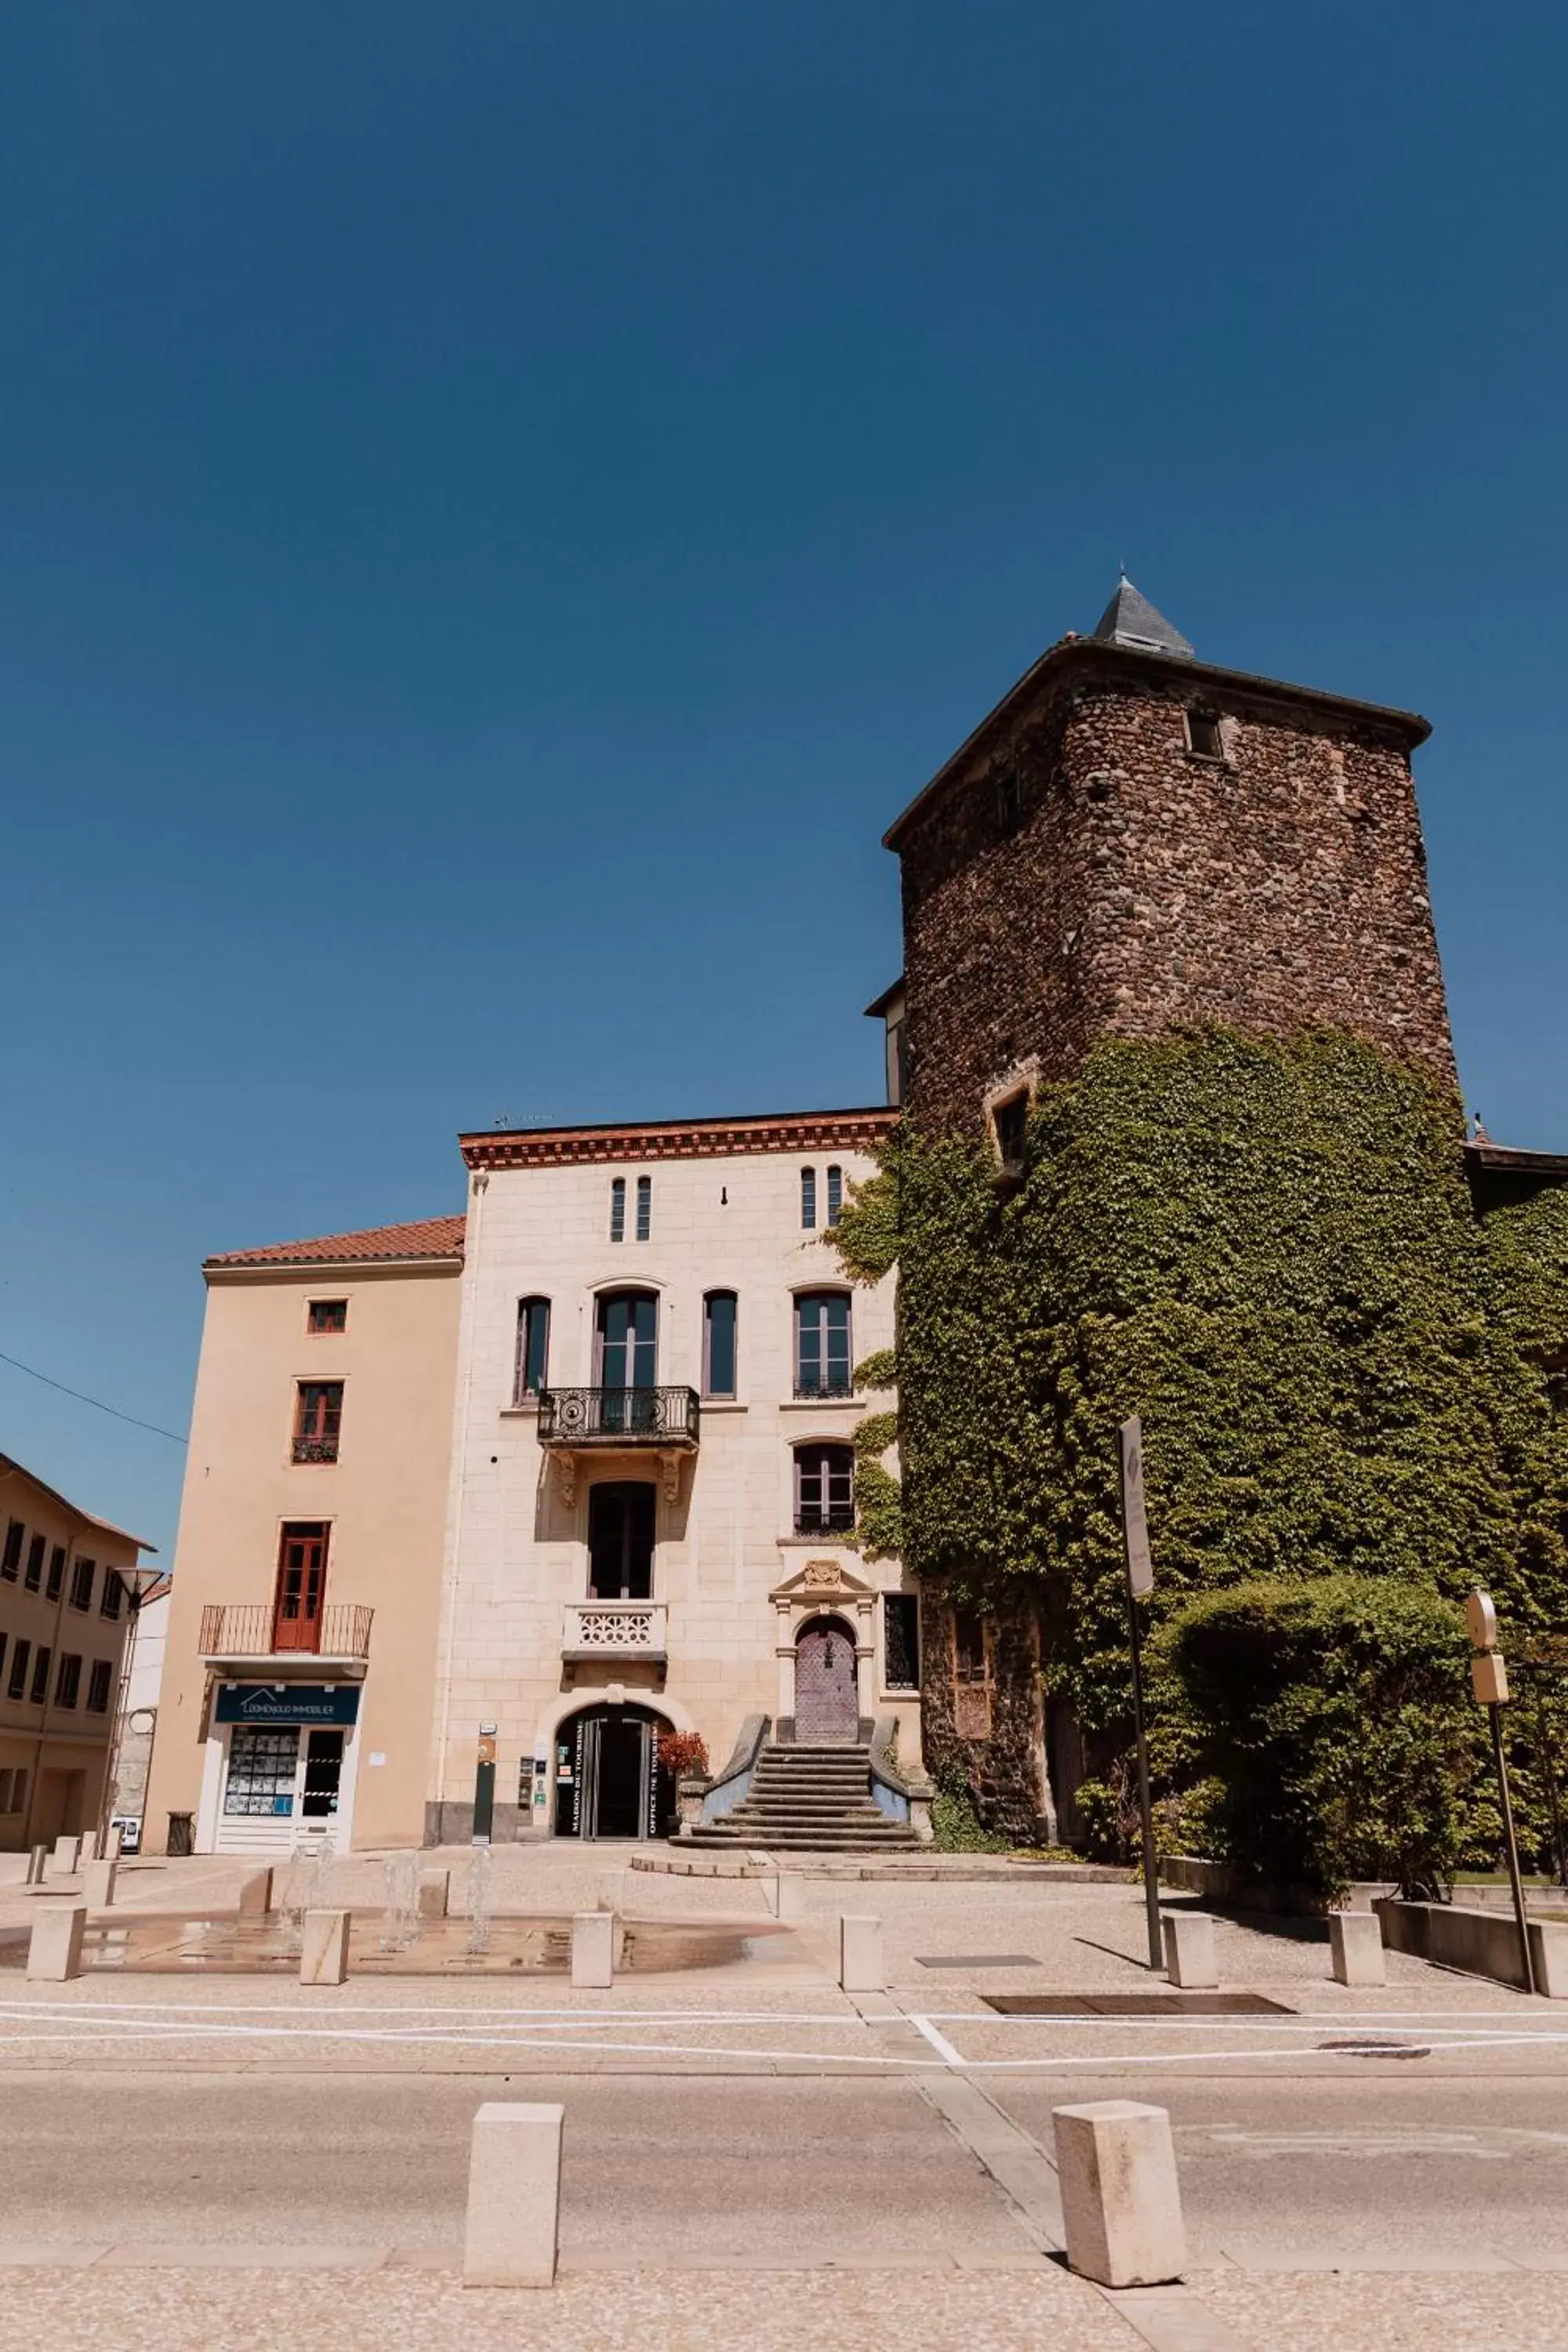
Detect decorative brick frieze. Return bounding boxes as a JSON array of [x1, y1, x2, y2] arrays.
[[462, 1108, 897, 1171]]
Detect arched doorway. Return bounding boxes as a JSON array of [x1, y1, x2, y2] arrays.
[[554, 1702, 673, 1839], [795, 1615, 859, 1744]]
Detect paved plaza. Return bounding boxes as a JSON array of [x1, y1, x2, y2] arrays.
[[2, 1845, 1567, 2349]]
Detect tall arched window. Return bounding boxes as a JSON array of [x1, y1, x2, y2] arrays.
[[793, 1290, 851, 1399], [826, 1165, 844, 1227], [794, 1442, 855, 1536], [702, 1290, 738, 1399], [514, 1297, 551, 1402], [800, 1167, 817, 1230]]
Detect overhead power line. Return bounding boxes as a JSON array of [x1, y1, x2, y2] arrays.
[[0, 1347, 188, 1446]]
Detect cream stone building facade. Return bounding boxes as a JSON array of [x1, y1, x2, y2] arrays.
[[0, 1453, 154, 1852], [144, 1105, 921, 1856]]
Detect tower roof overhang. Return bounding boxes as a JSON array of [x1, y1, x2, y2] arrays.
[[883, 636, 1432, 853]]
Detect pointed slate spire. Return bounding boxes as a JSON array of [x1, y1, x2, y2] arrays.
[[1091, 575, 1193, 659]]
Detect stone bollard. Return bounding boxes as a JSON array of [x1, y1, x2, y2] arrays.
[[570, 1911, 615, 1991], [839, 1915, 884, 1994], [1330, 1910, 1386, 1988], [772, 1872, 807, 1923], [1053, 2100, 1187, 2288], [26, 1846, 49, 1886], [1530, 1920, 1568, 1999], [418, 1870, 452, 1920], [463, 2101, 564, 2288], [236, 1867, 274, 1917], [82, 1859, 118, 1909], [50, 1834, 82, 1878], [27, 1902, 89, 1983], [1161, 1911, 1218, 1990], [94, 1825, 124, 1864], [299, 1909, 351, 1986]]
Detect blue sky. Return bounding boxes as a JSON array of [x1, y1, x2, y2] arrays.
[[3, 3, 1566, 1557]]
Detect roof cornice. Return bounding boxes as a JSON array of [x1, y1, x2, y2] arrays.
[[461, 1106, 898, 1171], [884, 635, 1432, 851]]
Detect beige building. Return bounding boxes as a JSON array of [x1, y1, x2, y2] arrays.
[[0, 1454, 154, 1852], [143, 1218, 463, 1857], [145, 1104, 924, 1855], [433, 1108, 912, 1843]]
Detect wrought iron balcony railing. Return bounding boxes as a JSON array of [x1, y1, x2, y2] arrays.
[[535, 1387, 700, 1447], [198, 1602, 374, 1660], [794, 1508, 857, 1538], [793, 1373, 855, 1401], [292, 1435, 339, 1465]]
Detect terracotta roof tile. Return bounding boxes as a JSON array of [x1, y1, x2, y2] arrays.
[[206, 1214, 466, 1271]]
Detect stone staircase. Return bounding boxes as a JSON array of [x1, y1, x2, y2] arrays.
[[681, 1742, 920, 1851]]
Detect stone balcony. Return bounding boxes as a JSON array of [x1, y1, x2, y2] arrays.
[[561, 1599, 669, 1688]]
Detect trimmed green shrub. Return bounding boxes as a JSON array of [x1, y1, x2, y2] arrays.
[[1159, 1576, 1480, 1900]]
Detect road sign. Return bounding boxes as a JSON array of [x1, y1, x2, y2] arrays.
[[1118, 1417, 1154, 1599]]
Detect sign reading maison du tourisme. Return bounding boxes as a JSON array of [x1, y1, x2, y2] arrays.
[[213, 1683, 361, 1726]]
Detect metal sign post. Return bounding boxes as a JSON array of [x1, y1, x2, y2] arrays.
[[1468, 1592, 1535, 1997], [1118, 1417, 1163, 1972]]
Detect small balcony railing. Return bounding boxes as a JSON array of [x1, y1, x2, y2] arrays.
[[292, 1435, 339, 1465], [793, 1373, 855, 1401], [198, 1602, 374, 1661], [794, 1508, 857, 1538], [536, 1387, 700, 1447], [562, 1600, 669, 1660]]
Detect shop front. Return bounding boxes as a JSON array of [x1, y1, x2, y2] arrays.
[[196, 1680, 363, 1856]]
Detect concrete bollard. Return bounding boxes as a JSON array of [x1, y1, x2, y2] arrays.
[[299, 1908, 351, 1986], [839, 1915, 884, 1994], [463, 2101, 564, 2288], [1053, 2100, 1187, 2288], [418, 1870, 451, 1920], [1330, 1910, 1386, 1988], [50, 1834, 82, 1878], [570, 1911, 615, 1990], [27, 1902, 89, 1983], [236, 1868, 274, 1917], [82, 1859, 118, 1909], [1161, 1911, 1218, 1990], [772, 1872, 807, 1923], [26, 1846, 49, 1886], [1530, 1920, 1568, 1998], [93, 1825, 124, 1864]]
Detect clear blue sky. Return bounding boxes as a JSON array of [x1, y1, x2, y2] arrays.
[[3, 3, 1566, 1559]]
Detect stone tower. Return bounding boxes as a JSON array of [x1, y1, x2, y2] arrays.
[[883, 579, 1455, 1142]]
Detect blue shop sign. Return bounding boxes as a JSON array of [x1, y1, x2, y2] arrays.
[[214, 1682, 361, 1726]]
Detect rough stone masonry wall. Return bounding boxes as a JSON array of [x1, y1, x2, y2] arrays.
[[899, 659, 1455, 1138]]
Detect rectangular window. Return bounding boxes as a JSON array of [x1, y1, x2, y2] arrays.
[[795, 1443, 855, 1535], [293, 1381, 343, 1464], [55, 1653, 82, 1710], [2, 1520, 22, 1579], [826, 1166, 843, 1228], [635, 1174, 652, 1241], [29, 1646, 51, 1704], [993, 1091, 1028, 1170], [307, 1298, 348, 1334], [702, 1292, 738, 1399], [45, 1545, 66, 1601], [883, 1594, 920, 1690], [800, 1167, 817, 1230], [610, 1177, 626, 1243], [6, 1639, 30, 1700], [794, 1291, 852, 1399], [100, 1570, 124, 1621], [86, 1659, 112, 1714], [223, 1723, 299, 1814], [514, 1297, 551, 1401], [1186, 710, 1223, 759], [953, 1608, 988, 1685], [24, 1533, 45, 1591], [70, 1557, 96, 1612]]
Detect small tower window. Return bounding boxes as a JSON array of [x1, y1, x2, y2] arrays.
[[1185, 710, 1224, 760], [800, 1167, 817, 1231], [992, 1091, 1029, 1171], [609, 1178, 626, 1243], [996, 769, 1022, 832], [635, 1174, 652, 1241], [826, 1166, 843, 1228]]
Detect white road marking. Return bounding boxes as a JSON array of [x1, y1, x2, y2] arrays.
[[905, 2013, 967, 2067]]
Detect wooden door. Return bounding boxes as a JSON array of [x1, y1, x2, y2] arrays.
[[273, 1523, 328, 1652]]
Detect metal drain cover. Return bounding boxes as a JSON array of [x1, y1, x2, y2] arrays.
[[983, 1991, 1292, 2016], [916, 1954, 1040, 1969]]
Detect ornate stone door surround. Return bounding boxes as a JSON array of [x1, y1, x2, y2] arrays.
[[770, 1559, 877, 1740]]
